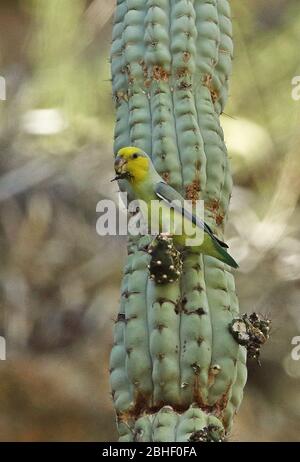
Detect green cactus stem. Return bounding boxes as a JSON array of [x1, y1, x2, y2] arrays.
[[110, 0, 249, 441]]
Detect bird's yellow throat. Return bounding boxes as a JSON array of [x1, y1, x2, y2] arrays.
[[127, 157, 149, 183], [117, 147, 149, 184]]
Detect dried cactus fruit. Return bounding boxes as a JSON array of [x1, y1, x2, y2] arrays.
[[229, 313, 271, 363], [189, 424, 225, 443], [230, 318, 250, 346]]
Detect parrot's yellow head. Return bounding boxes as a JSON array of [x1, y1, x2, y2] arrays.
[[113, 147, 150, 183]]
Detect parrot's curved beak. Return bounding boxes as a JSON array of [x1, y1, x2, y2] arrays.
[[111, 156, 128, 181]]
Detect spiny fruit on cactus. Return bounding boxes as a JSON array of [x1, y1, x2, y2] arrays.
[[110, 0, 249, 442], [147, 235, 183, 284]]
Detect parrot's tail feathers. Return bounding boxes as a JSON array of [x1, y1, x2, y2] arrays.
[[223, 251, 239, 269], [215, 243, 239, 268], [213, 235, 229, 249], [209, 240, 239, 268]]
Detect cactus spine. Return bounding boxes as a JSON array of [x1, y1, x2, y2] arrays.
[[110, 0, 247, 442]]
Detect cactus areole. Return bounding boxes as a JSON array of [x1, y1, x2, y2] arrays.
[[109, 0, 248, 442]]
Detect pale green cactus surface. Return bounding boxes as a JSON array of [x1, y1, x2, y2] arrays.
[[110, 0, 247, 442]]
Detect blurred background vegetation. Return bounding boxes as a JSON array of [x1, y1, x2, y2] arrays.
[[0, 0, 299, 442]]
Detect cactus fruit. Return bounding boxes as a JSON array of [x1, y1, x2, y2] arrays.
[[110, 0, 249, 441], [147, 235, 183, 284], [229, 313, 271, 364]]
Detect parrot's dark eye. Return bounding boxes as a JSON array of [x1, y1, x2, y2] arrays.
[[132, 152, 139, 159]]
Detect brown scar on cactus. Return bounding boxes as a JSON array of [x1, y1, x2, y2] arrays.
[[195, 159, 201, 172], [210, 89, 219, 104], [207, 198, 220, 212], [142, 64, 170, 87], [117, 391, 152, 422], [117, 397, 212, 425], [202, 73, 220, 103], [185, 179, 201, 203], [215, 385, 232, 417], [123, 64, 134, 84], [152, 65, 169, 81], [191, 370, 207, 408], [197, 336, 204, 346], [161, 171, 170, 183], [206, 198, 225, 226], [176, 67, 190, 78], [216, 212, 225, 226], [183, 51, 191, 63], [139, 59, 148, 79]]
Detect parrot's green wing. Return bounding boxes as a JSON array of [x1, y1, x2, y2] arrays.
[[155, 181, 228, 249]]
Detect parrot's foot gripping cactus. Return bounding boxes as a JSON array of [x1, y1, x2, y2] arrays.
[[147, 235, 183, 284], [109, 0, 251, 441]]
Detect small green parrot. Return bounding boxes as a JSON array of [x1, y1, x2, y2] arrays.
[[112, 146, 238, 269]]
